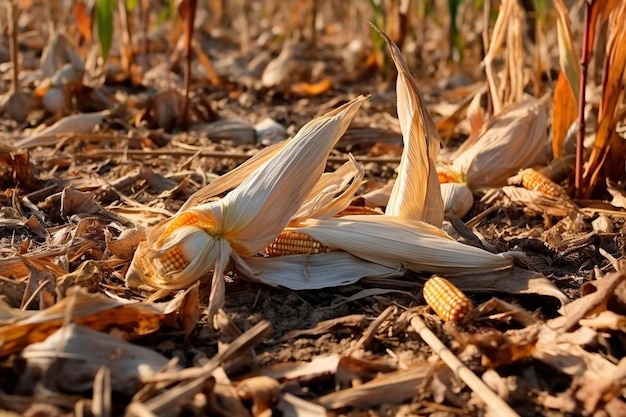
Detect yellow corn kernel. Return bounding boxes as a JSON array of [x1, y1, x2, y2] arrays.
[[520, 169, 566, 198], [262, 231, 328, 257], [156, 211, 201, 244], [423, 276, 474, 325], [156, 246, 191, 275]]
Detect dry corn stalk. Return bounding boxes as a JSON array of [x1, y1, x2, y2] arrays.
[[126, 96, 366, 315], [483, 0, 525, 114], [375, 28, 444, 227], [448, 97, 550, 190]]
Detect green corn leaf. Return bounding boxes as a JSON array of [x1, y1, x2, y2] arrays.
[[126, 0, 139, 11], [95, 0, 115, 62]]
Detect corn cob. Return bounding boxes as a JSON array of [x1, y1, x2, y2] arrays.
[[519, 168, 567, 198], [156, 211, 201, 244], [263, 231, 329, 257], [156, 246, 191, 275], [423, 276, 474, 325]]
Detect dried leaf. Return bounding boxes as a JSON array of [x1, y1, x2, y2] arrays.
[[73, 2, 93, 43], [499, 185, 577, 217], [553, 0, 580, 104], [447, 267, 569, 306], [236, 376, 280, 417], [290, 77, 333, 96], [0, 287, 190, 355], [551, 71, 578, 158], [281, 315, 366, 340], [15, 112, 108, 149], [276, 393, 326, 417], [317, 362, 443, 409], [252, 355, 340, 381], [557, 263, 626, 331], [607, 180, 626, 209], [583, 2, 626, 195], [21, 324, 173, 394]]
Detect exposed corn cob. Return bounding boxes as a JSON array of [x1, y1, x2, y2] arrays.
[[423, 276, 474, 325], [156, 211, 201, 244], [519, 168, 567, 198], [263, 231, 329, 257], [156, 246, 191, 275]]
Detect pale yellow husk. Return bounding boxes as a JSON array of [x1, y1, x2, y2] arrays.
[[449, 97, 550, 190], [285, 215, 513, 273], [441, 182, 474, 218], [376, 29, 444, 227]]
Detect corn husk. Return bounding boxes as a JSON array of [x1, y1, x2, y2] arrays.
[[236, 214, 513, 290], [235, 251, 400, 291], [126, 96, 367, 315], [376, 28, 443, 227], [449, 97, 550, 189], [290, 155, 364, 223], [21, 324, 173, 394], [441, 182, 474, 218], [284, 215, 513, 273]]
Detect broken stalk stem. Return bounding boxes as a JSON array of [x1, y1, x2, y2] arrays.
[[8, 0, 19, 93], [575, 0, 593, 198], [180, 0, 198, 131], [410, 315, 520, 417]]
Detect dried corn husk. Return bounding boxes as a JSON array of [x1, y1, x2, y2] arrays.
[[21, 324, 173, 394], [449, 97, 550, 189], [290, 155, 364, 223], [281, 215, 513, 273], [235, 251, 400, 290], [376, 28, 443, 227], [237, 214, 513, 290], [441, 182, 474, 218]]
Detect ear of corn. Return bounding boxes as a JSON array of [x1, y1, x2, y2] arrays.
[[376, 28, 444, 227], [440, 183, 474, 218], [281, 215, 513, 274], [126, 96, 367, 292], [450, 97, 550, 190], [263, 231, 329, 257], [423, 276, 474, 325], [518, 168, 567, 198]]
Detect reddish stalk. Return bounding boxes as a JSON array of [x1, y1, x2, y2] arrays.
[[575, 0, 593, 198]]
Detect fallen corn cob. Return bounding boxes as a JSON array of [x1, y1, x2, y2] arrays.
[[263, 231, 329, 257], [519, 168, 567, 198], [423, 276, 474, 325]]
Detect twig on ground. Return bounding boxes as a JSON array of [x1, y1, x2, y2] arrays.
[[410, 315, 520, 417]]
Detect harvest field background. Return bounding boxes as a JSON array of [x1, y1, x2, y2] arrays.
[[1, 0, 626, 416]]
